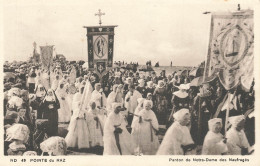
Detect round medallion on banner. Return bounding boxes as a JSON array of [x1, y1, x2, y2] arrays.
[[220, 25, 248, 67], [94, 35, 108, 58]]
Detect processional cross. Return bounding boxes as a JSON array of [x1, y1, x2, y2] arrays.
[[95, 9, 105, 26]]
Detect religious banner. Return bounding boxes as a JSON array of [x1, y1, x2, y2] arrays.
[[40, 45, 54, 70], [84, 9, 117, 80], [32, 42, 41, 64], [85, 26, 117, 70], [96, 61, 106, 74], [204, 10, 254, 91]]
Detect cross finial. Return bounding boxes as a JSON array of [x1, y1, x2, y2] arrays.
[[95, 9, 105, 26]]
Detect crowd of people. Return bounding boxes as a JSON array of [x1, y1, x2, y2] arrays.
[[3, 59, 255, 156]]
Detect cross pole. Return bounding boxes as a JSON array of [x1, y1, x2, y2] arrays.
[[95, 9, 105, 26]]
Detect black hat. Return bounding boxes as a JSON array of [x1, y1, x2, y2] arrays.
[[5, 111, 18, 120]]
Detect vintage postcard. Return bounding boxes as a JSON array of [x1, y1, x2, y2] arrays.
[[1, 0, 259, 165]]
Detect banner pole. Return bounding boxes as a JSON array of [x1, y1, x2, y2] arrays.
[[224, 93, 230, 136]]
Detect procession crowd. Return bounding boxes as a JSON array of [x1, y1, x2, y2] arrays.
[[3, 59, 255, 156]]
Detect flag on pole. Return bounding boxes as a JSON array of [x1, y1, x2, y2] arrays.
[[40, 46, 54, 70], [204, 10, 254, 91]]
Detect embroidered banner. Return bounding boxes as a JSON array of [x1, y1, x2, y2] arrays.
[[204, 10, 254, 91], [85, 26, 117, 71], [40, 45, 54, 70]]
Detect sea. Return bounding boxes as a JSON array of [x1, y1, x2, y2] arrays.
[[138, 66, 194, 76]]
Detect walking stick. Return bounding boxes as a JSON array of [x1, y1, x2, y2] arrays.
[[198, 97, 202, 145]]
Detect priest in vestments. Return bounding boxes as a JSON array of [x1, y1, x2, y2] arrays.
[[125, 84, 142, 125], [106, 84, 119, 111], [90, 83, 107, 109]]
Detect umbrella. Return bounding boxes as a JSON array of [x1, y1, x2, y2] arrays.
[[176, 70, 188, 76], [190, 76, 204, 87], [189, 67, 197, 77], [189, 67, 204, 77]]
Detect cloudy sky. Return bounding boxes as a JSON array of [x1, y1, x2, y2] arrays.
[[3, 0, 255, 66]]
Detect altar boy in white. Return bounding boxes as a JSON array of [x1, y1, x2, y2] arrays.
[[131, 100, 159, 155], [103, 103, 133, 155]]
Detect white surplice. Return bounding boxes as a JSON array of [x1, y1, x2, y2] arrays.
[[103, 112, 133, 155], [131, 109, 159, 155], [156, 121, 194, 155], [125, 90, 142, 114], [91, 90, 107, 108]]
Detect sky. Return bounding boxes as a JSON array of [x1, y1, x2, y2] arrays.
[[2, 0, 256, 66]]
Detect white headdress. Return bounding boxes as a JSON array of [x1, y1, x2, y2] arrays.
[[138, 79, 145, 84], [157, 80, 165, 88], [5, 124, 30, 143], [112, 102, 122, 110], [40, 136, 67, 156], [173, 108, 190, 122], [208, 118, 222, 131], [228, 115, 245, 128], [143, 99, 153, 108], [44, 89, 56, 102], [8, 88, 21, 98], [8, 96, 23, 108], [23, 151, 37, 156], [179, 84, 190, 90], [147, 81, 153, 88]]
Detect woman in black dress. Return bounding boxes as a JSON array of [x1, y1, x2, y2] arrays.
[[167, 84, 190, 128], [39, 89, 60, 137], [153, 80, 168, 125]]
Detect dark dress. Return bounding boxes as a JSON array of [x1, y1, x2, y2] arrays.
[[136, 86, 147, 98], [193, 93, 213, 145], [167, 93, 190, 128], [28, 72, 37, 93], [172, 95, 189, 112], [40, 98, 60, 137], [153, 87, 168, 125], [146, 87, 155, 95], [123, 84, 129, 96]]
